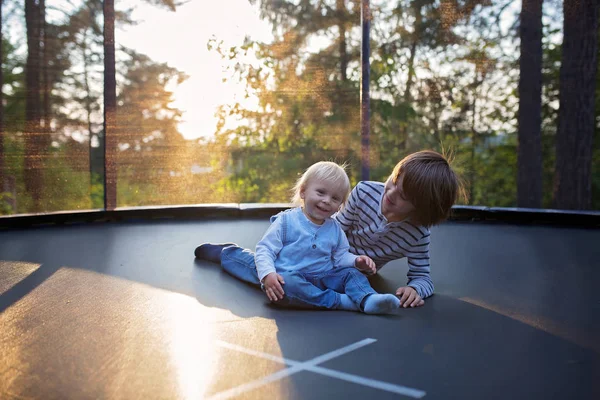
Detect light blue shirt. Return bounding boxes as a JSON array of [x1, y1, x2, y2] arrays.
[[255, 207, 358, 282]]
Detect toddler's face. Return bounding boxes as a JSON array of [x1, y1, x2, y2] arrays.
[[382, 175, 416, 222], [300, 179, 345, 225]]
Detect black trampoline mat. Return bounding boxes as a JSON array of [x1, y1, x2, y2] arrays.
[[1, 219, 599, 399]]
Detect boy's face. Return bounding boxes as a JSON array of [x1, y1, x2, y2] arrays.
[[300, 179, 345, 225], [382, 175, 416, 222]]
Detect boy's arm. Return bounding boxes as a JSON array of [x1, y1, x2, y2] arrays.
[[255, 217, 284, 282], [405, 238, 434, 299], [333, 184, 360, 232]]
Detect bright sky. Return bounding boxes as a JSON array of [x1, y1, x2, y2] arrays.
[[118, 0, 273, 140]]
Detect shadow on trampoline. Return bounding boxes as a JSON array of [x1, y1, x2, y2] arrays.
[[0, 261, 61, 313]]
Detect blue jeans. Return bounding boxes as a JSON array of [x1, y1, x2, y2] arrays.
[[220, 246, 376, 310], [221, 245, 261, 287]]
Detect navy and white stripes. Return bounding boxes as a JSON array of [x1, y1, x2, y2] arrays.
[[334, 181, 434, 298]]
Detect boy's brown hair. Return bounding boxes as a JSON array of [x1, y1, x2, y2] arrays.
[[390, 150, 463, 227]]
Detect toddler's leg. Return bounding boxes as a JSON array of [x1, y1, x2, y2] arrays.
[[337, 294, 359, 311], [220, 246, 261, 286], [272, 271, 346, 310], [194, 243, 236, 263], [321, 268, 399, 315]]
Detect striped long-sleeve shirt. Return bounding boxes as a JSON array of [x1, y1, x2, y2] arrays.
[[333, 181, 434, 298]]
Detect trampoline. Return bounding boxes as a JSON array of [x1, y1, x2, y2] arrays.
[[2, 0, 599, 397], [0, 207, 598, 399]]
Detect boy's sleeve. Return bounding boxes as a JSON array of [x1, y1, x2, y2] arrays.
[[255, 216, 284, 282], [332, 224, 358, 268], [406, 237, 434, 298], [333, 183, 360, 232]]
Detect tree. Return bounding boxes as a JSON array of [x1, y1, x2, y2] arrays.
[[103, 0, 180, 209], [103, 0, 117, 210], [553, 0, 599, 209], [209, 0, 517, 204], [0, 5, 26, 213], [115, 49, 188, 201], [40, 0, 49, 149], [517, 0, 543, 208], [0, 0, 4, 199], [206, 1, 364, 199], [0, 0, 189, 213], [24, 0, 44, 212], [57, 1, 105, 198]]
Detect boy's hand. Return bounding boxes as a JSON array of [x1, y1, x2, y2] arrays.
[[396, 286, 425, 308], [262, 273, 285, 301], [355, 255, 377, 275]]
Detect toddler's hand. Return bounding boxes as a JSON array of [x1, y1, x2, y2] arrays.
[[396, 286, 425, 308], [355, 255, 376, 275], [262, 273, 285, 301]]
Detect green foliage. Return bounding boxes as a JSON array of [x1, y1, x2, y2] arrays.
[[1, 0, 194, 214], [205, 0, 600, 211], [40, 155, 93, 212], [116, 175, 164, 207], [0, 193, 13, 215], [209, 0, 530, 207], [1, 136, 92, 213], [471, 141, 518, 207], [213, 145, 355, 203], [1, 0, 598, 214], [90, 173, 104, 209]]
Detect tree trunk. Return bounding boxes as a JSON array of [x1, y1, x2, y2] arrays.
[[82, 28, 95, 193], [336, 0, 347, 82], [403, 1, 422, 102], [469, 97, 477, 205], [0, 0, 4, 200], [517, 0, 543, 208], [404, 39, 417, 102], [25, 0, 42, 212], [104, 0, 117, 210], [553, 0, 599, 210], [41, 0, 50, 146], [399, 1, 422, 152]]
